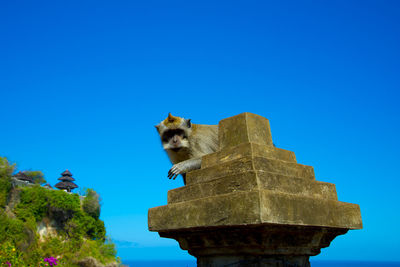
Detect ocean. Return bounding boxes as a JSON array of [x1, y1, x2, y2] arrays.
[[122, 260, 400, 267]]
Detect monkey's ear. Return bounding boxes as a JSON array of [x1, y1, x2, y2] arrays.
[[186, 119, 192, 128], [155, 124, 160, 133], [168, 113, 175, 123]]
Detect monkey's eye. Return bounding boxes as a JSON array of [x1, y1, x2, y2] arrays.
[[162, 129, 186, 142]]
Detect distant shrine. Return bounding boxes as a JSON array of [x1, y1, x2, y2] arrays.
[[43, 183, 53, 189], [12, 171, 33, 184], [55, 170, 78, 192]]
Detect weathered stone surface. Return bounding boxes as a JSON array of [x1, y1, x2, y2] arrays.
[[186, 156, 315, 185], [259, 191, 361, 229], [168, 171, 259, 204], [148, 112, 362, 267], [257, 171, 337, 200], [159, 224, 348, 267], [202, 143, 297, 168], [168, 171, 337, 204], [76, 257, 118, 267], [149, 189, 361, 231], [149, 191, 262, 230], [219, 113, 273, 149], [197, 255, 311, 267]]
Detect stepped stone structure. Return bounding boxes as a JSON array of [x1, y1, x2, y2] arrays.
[[148, 113, 362, 267]]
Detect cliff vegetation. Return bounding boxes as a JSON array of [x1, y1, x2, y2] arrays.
[[0, 157, 120, 266]]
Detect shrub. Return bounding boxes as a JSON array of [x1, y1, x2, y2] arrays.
[[66, 211, 106, 241], [15, 186, 48, 222], [15, 186, 81, 224]]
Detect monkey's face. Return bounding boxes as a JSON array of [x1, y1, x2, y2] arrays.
[[161, 128, 190, 152], [156, 114, 192, 152]]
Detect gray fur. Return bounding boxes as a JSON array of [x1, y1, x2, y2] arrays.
[[156, 117, 219, 185]]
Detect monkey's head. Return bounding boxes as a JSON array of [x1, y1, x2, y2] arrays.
[[155, 113, 192, 152]]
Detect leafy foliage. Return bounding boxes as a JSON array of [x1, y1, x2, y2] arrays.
[[0, 242, 24, 266], [23, 170, 47, 185], [14, 185, 106, 242], [0, 211, 35, 250], [0, 157, 14, 208], [82, 188, 101, 220], [0, 237, 118, 266], [0, 157, 15, 177]]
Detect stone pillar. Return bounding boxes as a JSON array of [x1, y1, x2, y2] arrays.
[[148, 113, 362, 267]]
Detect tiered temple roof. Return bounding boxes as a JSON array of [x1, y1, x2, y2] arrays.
[[55, 169, 78, 192], [61, 170, 73, 177], [13, 172, 33, 183]]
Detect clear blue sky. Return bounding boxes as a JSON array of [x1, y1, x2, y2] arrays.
[[1, 0, 399, 262]]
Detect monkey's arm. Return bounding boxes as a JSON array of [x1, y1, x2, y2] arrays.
[[168, 157, 202, 180]]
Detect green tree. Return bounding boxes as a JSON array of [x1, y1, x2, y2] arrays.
[[82, 189, 101, 220], [0, 157, 15, 177], [23, 170, 46, 185], [0, 157, 14, 207]]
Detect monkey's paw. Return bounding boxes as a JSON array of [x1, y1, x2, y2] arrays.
[[168, 162, 186, 180]]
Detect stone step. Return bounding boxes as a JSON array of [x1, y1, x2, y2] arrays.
[[168, 171, 337, 204], [187, 156, 315, 185], [149, 190, 362, 232], [257, 171, 336, 200], [259, 190, 362, 229], [202, 143, 297, 168]]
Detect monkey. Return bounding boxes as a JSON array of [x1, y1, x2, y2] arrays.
[[155, 113, 219, 185]]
